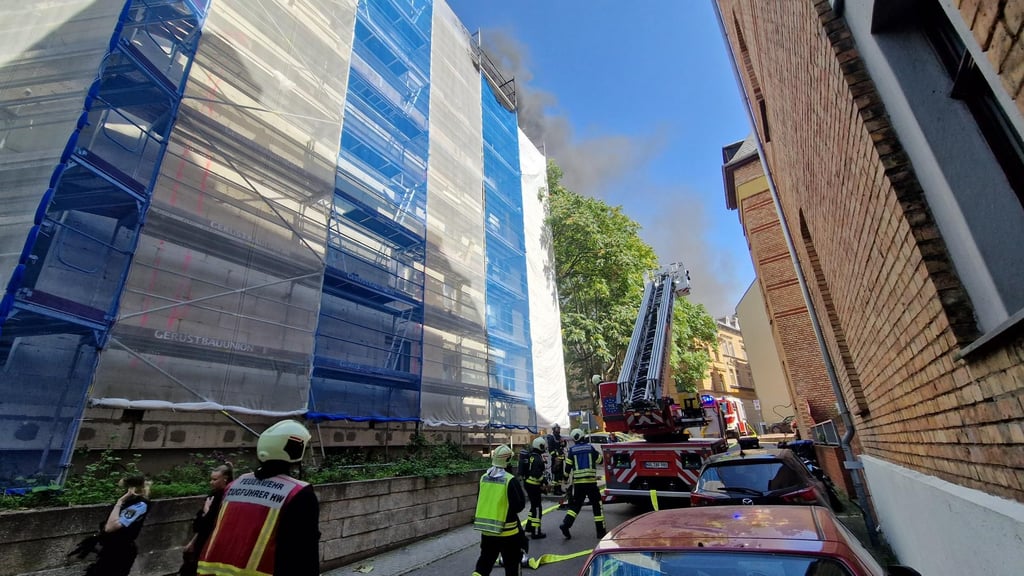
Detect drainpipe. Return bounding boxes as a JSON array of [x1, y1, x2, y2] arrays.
[[711, 1, 879, 545]]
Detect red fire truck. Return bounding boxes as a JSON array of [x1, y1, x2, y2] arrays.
[[597, 268, 728, 504]]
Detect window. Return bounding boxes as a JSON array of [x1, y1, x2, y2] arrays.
[[848, 0, 1024, 333], [919, 2, 1024, 208]]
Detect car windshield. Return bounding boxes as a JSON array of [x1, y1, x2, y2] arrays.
[[585, 551, 854, 576], [698, 461, 803, 494]]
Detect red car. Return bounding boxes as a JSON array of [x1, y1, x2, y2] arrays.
[[576, 505, 921, 576]]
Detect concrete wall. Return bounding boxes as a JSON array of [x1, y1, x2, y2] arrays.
[[862, 455, 1024, 576], [0, 471, 481, 576]]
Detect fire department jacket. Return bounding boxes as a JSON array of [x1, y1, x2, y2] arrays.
[[197, 471, 320, 576], [525, 449, 547, 487], [564, 442, 603, 484]]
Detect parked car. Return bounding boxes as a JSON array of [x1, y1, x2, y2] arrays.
[[586, 431, 640, 445], [586, 432, 618, 445], [768, 414, 796, 434], [690, 448, 833, 509], [576, 505, 921, 576]]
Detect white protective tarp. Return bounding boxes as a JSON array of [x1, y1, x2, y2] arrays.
[[519, 128, 569, 430], [88, 0, 359, 416], [419, 0, 488, 427]]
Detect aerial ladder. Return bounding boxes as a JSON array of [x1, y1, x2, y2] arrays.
[[597, 265, 727, 503], [602, 266, 706, 442]]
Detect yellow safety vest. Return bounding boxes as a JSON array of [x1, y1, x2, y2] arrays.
[[473, 472, 518, 536]]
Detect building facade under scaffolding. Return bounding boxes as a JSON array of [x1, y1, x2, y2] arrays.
[[0, 0, 568, 489]]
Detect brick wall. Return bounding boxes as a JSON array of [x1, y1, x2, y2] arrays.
[[0, 471, 481, 576], [729, 162, 839, 435], [717, 0, 1024, 503]]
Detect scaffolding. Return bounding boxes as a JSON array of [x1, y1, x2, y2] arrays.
[[88, 0, 355, 414], [1, 0, 559, 490], [0, 0, 206, 489], [482, 74, 535, 430], [307, 0, 431, 422]]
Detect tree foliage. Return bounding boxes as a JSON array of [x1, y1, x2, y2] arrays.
[[545, 161, 719, 405], [671, 298, 719, 393], [545, 161, 657, 395]]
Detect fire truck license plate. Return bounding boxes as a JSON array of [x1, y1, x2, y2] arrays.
[[643, 461, 669, 469]]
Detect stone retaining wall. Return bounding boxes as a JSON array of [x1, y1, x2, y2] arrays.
[[0, 471, 481, 576]]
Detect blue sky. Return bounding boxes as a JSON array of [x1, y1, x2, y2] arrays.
[[447, 0, 755, 317]]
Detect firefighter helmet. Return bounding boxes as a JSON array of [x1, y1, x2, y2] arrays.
[[491, 444, 514, 467], [571, 428, 585, 442], [532, 436, 547, 451], [257, 420, 311, 463]]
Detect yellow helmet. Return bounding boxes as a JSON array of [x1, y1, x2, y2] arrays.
[[532, 436, 548, 451], [491, 444, 514, 467], [571, 428, 585, 442], [257, 420, 311, 463]]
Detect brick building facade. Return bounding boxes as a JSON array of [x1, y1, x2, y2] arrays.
[[716, 1, 1024, 573], [723, 138, 841, 440]]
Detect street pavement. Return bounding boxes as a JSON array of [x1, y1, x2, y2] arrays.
[[324, 496, 648, 576]]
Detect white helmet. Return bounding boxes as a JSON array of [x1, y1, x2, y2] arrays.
[[257, 420, 311, 463], [491, 444, 514, 467], [532, 436, 547, 451], [571, 428, 585, 442]]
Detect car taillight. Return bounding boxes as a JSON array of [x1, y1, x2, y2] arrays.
[[782, 486, 819, 503], [690, 492, 718, 506]]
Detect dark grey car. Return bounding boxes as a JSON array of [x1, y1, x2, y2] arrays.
[[690, 448, 832, 509]]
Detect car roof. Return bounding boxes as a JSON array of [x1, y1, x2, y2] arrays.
[[595, 506, 844, 554], [706, 448, 795, 464]]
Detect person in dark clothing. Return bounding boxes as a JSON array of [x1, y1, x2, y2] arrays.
[[80, 473, 150, 576], [559, 429, 606, 540], [523, 437, 548, 539], [198, 420, 321, 576], [472, 444, 528, 576], [178, 463, 233, 576], [545, 424, 566, 495]]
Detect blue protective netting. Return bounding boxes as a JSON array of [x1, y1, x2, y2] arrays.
[[309, 0, 432, 422], [481, 75, 536, 431], [0, 0, 204, 490]]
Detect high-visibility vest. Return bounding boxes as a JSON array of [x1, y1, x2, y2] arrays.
[[473, 472, 517, 536], [197, 472, 308, 576], [567, 443, 601, 483]]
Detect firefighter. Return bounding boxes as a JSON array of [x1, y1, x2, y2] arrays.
[[558, 428, 605, 540], [523, 436, 548, 539], [545, 424, 566, 495], [197, 420, 320, 576], [472, 444, 528, 576]]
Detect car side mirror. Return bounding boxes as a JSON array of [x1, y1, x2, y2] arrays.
[[886, 566, 922, 576]]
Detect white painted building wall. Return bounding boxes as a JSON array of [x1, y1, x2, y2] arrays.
[[862, 455, 1024, 576]]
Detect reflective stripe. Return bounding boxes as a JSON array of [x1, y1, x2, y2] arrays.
[[196, 561, 271, 576], [246, 508, 279, 571]]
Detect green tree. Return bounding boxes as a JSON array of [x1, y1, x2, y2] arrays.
[[670, 298, 719, 393], [545, 161, 658, 404]]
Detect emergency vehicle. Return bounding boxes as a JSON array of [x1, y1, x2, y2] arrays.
[[597, 268, 729, 504]]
